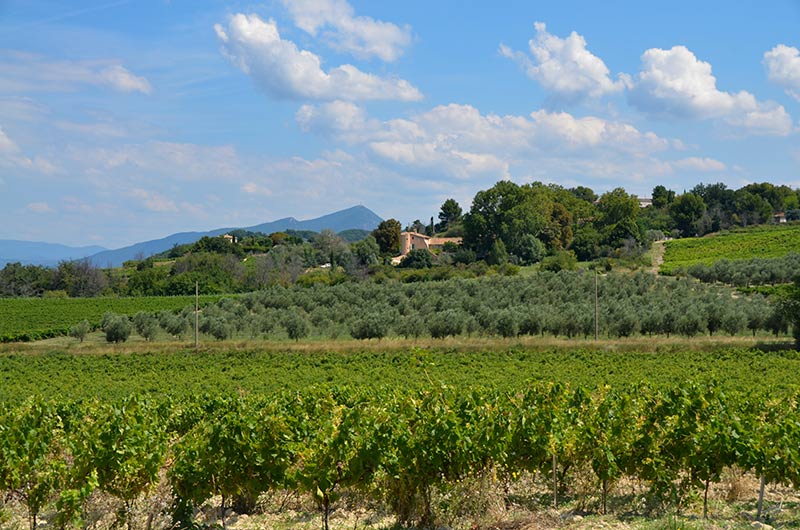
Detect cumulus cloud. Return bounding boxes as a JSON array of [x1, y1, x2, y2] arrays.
[[764, 44, 800, 102], [297, 101, 676, 181], [0, 50, 151, 94], [500, 22, 628, 104], [214, 14, 422, 102], [672, 157, 726, 172], [281, 0, 412, 61], [628, 46, 792, 136]]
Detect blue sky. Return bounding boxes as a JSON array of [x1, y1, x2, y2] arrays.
[[1, 0, 799, 248]]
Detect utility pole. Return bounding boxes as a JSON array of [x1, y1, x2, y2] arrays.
[[194, 281, 199, 352], [594, 270, 599, 340]]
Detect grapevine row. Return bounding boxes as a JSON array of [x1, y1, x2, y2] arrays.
[[2, 384, 799, 529]]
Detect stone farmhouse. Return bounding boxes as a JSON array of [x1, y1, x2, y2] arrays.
[[392, 231, 463, 264]]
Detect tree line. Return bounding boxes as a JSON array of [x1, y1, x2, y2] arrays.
[[1, 180, 798, 299]]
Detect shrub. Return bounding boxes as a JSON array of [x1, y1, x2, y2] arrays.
[[103, 314, 131, 343], [69, 320, 90, 342]]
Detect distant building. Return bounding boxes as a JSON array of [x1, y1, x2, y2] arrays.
[[638, 197, 653, 208], [774, 212, 787, 224], [393, 231, 463, 264], [222, 234, 237, 243]]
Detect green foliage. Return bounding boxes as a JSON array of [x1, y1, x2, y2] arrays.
[[399, 249, 433, 269], [438, 198, 463, 231], [133, 312, 159, 341], [540, 250, 578, 272], [8, 383, 800, 528], [68, 319, 90, 343], [372, 219, 402, 256], [283, 311, 309, 341], [102, 313, 131, 343], [0, 295, 221, 343], [350, 313, 390, 340]]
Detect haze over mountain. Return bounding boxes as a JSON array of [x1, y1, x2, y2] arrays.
[[86, 205, 383, 267], [0, 241, 108, 268], [0, 206, 382, 268]]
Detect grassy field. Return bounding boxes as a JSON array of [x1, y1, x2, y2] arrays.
[[0, 295, 224, 342], [660, 222, 800, 273]]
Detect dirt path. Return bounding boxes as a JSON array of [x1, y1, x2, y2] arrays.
[[649, 240, 665, 274]]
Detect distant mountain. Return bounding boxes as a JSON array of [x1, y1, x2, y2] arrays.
[[87, 205, 383, 267], [0, 240, 107, 267]]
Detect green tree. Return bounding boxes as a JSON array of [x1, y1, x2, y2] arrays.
[[671, 193, 707, 236], [372, 219, 402, 257], [283, 312, 309, 341], [597, 188, 641, 246], [651, 185, 675, 209], [69, 319, 91, 343], [103, 314, 131, 343], [437, 198, 463, 231], [133, 312, 159, 342], [352, 235, 380, 266]]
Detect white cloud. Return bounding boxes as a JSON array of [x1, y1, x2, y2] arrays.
[[128, 188, 179, 213], [26, 202, 54, 214], [75, 141, 240, 181], [214, 14, 422, 102], [281, 0, 412, 62], [298, 101, 675, 181], [241, 182, 273, 196], [96, 64, 152, 94], [500, 22, 628, 104], [0, 125, 59, 174], [764, 44, 800, 102], [0, 126, 20, 154], [0, 50, 151, 94], [672, 157, 726, 172], [628, 45, 792, 136]]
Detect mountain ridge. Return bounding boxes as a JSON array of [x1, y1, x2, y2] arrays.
[[88, 205, 383, 267], [0, 205, 383, 268]]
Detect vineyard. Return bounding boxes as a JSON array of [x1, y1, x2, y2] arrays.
[[3, 346, 800, 402], [2, 382, 800, 530], [0, 295, 225, 343], [660, 222, 800, 273]]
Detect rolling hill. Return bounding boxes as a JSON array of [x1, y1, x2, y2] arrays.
[[86, 205, 383, 267]]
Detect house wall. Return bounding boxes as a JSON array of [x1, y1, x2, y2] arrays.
[[400, 232, 431, 255]]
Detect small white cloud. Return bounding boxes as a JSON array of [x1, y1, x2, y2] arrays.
[[128, 188, 178, 212], [97, 64, 152, 94], [27, 202, 54, 214], [241, 182, 273, 196], [214, 14, 422, 102], [764, 44, 800, 102], [629, 45, 792, 136], [0, 126, 20, 154], [500, 22, 628, 104], [0, 50, 151, 95], [281, 0, 412, 62], [295, 100, 375, 141], [672, 157, 727, 172]]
